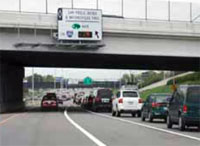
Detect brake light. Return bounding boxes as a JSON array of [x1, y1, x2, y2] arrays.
[[43, 101, 47, 105], [152, 102, 160, 107], [138, 98, 143, 103], [95, 97, 101, 103], [118, 98, 123, 103], [183, 105, 188, 113]]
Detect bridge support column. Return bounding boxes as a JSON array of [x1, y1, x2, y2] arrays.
[[0, 63, 24, 113]]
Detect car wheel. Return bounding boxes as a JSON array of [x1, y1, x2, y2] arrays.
[[137, 111, 141, 117], [141, 111, 145, 121], [178, 116, 185, 131], [112, 109, 116, 116], [149, 112, 153, 122], [164, 118, 167, 123], [131, 113, 135, 117], [116, 108, 121, 117], [167, 115, 173, 128], [198, 126, 200, 131]]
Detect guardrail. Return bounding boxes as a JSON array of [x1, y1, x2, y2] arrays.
[[1, 0, 200, 23]]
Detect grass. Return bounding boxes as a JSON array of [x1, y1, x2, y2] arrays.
[[140, 85, 173, 100], [140, 80, 200, 100]]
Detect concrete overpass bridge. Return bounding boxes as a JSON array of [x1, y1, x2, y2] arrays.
[[0, 11, 200, 112]]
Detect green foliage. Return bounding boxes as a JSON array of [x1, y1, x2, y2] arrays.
[[121, 73, 137, 84], [140, 85, 172, 100], [26, 74, 55, 82], [167, 72, 200, 85], [139, 72, 164, 88], [44, 75, 55, 82]]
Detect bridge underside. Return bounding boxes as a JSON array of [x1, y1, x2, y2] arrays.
[[0, 50, 199, 113], [1, 50, 199, 70]]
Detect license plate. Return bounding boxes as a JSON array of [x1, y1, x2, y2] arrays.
[[163, 107, 168, 110], [102, 99, 109, 103], [128, 102, 133, 104]]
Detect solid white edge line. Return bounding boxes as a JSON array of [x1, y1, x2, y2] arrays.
[[64, 110, 107, 146], [86, 110, 200, 142]]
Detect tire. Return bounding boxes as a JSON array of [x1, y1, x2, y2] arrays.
[[131, 113, 135, 117], [112, 109, 116, 116], [116, 108, 121, 117], [179, 116, 185, 131], [164, 118, 167, 123], [137, 111, 141, 117], [167, 115, 173, 128], [198, 126, 200, 131], [149, 112, 153, 122], [141, 111, 145, 121]]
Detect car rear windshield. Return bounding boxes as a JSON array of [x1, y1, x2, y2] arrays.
[[186, 87, 200, 103], [43, 95, 57, 100], [97, 89, 112, 98], [123, 91, 138, 98], [153, 95, 171, 103]]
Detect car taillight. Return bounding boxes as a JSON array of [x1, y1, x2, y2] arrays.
[[183, 105, 188, 113], [138, 98, 143, 103], [95, 97, 101, 103], [118, 98, 123, 103], [152, 102, 160, 107]]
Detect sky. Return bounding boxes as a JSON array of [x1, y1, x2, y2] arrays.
[[0, 0, 199, 80]]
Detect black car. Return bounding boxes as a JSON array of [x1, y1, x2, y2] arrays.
[[141, 93, 171, 122], [167, 85, 200, 131], [41, 93, 58, 111], [92, 89, 112, 112]]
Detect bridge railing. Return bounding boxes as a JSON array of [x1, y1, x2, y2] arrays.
[[1, 0, 200, 23]]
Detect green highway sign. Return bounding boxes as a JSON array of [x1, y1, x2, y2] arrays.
[[83, 77, 93, 85]]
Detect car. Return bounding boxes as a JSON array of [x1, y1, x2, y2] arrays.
[[167, 85, 200, 131], [41, 93, 58, 111], [112, 88, 143, 117], [92, 88, 113, 112], [141, 93, 172, 122]]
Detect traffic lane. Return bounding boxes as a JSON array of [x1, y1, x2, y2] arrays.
[[0, 111, 95, 146], [68, 108, 200, 146], [0, 113, 22, 122], [103, 113, 200, 138]]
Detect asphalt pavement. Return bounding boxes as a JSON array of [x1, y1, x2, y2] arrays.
[[0, 102, 200, 146]]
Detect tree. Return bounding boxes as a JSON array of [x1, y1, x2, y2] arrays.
[[26, 73, 43, 83], [44, 75, 55, 82], [121, 73, 138, 85]]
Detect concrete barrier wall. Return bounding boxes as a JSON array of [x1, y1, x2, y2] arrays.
[[0, 63, 24, 113]]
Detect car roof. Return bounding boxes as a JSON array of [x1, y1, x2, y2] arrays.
[[177, 85, 200, 96], [120, 89, 138, 92], [150, 93, 172, 96]]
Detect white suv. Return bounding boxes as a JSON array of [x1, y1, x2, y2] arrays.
[[112, 89, 143, 117]]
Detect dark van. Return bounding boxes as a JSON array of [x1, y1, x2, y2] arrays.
[[167, 85, 200, 131], [92, 88, 113, 112]]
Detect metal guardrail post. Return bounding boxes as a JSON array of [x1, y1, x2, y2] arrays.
[[96, 0, 99, 9], [145, 0, 147, 20], [190, 2, 192, 23], [72, 0, 74, 8], [19, 0, 21, 12], [168, 0, 170, 21], [46, 0, 48, 14], [121, 0, 124, 17]]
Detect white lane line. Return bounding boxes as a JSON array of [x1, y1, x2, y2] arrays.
[[87, 110, 200, 142], [64, 110, 107, 146]]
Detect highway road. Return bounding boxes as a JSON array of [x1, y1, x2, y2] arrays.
[[0, 102, 200, 146]]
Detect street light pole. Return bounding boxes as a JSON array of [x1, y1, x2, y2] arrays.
[[54, 69, 56, 90], [32, 68, 34, 104]]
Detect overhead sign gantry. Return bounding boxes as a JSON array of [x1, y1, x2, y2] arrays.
[[57, 8, 102, 41]]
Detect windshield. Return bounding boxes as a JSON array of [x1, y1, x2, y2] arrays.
[[153, 95, 171, 103], [186, 87, 200, 104], [123, 91, 138, 98], [98, 89, 112, 98], [43, 95, 57, 100]]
